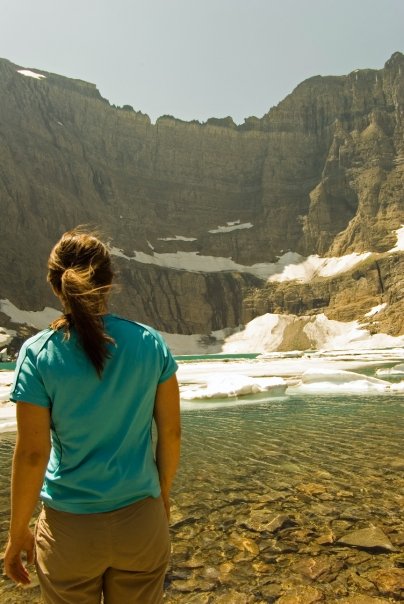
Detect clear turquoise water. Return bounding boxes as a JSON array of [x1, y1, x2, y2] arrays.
[[1, 391, 403, 602]]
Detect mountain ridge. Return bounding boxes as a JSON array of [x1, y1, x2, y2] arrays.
[[0, 53, 403, 349]]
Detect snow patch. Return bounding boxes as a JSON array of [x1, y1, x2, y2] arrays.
[[17, 69, 46, 80], [162, 330, 227, 355], [110, 247, 303, 280], [364, 303, 387, 317], [209, 222, 253, 234], [0, 327, 15, 347], [110, 225, 402, 282], [269, 252, 371, 283], [389, 225, 404, 252], [222, 313, 404, 355], [109, 247, 134, 260], [0, 300, 60, 330], [158, 236, 197, 242], [109, 244, 372, 283], [223, 314, 293, 353]]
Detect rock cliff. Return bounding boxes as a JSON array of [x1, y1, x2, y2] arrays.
[[0, 53, 403, 346]]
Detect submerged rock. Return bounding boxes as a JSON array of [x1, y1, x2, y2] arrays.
[[338, 596, 391, 604], [213, 591, 258, 603], [242, 511, 294, 533], [365, 567, 404, 597], [292, 555, 343, 581], [337, 526, 396, 551], [276, 585, 324, 603]]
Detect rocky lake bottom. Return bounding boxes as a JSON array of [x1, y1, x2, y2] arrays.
[[0, 391, 403, 603]]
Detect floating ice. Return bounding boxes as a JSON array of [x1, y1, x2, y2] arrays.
[[181, 374, 287, 400], [0, 406, 17, 433], [390, 381, 404, 392], [2, 348, 404, 430], [287, 368, 392, 395], [0, 371, 15, 431], [376, 363, 404, 377], [0, 371, 13, 404]]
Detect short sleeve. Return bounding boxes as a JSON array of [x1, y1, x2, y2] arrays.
[[149, 329, 178, 384], [10, 343, 51, 407]]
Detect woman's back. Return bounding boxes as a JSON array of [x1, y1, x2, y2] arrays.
[[11, 314, 177, 513]]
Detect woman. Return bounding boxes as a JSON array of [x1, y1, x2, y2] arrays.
[[4, 228, 181, 603]]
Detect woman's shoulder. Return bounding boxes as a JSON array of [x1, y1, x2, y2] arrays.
[[105, 314, 167, 346], [21, 328, 55, 354]]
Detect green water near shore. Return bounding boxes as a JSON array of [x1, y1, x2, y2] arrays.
[[174, 353, 259, 362], [0, 354, 260, 370], [0, 362, 16, 371]]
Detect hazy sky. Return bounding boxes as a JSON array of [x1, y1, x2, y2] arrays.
[[1, 0, 403, 124]]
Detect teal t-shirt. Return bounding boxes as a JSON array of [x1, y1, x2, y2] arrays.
[[10, 314, 178, 514]]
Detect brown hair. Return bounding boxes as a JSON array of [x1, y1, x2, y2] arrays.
[[47, 228, 114, 376]]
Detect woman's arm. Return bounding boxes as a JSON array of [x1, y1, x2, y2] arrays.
[[4, 402, 51, 585], [153, 374, 181, 521]]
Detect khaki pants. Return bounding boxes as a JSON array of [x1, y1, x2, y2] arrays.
[[35, 496, 170, 604]]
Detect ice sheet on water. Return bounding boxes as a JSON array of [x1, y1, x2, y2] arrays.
[[0, 406, 16, 433], [376, 363, 404, 377], [0, 371, 13, 403], [181, 374, 287, 400], [390, 381, 404, 392], [287, 368, 396, 395], [0, 371, 15, 431], [1, 349, 404, 430]]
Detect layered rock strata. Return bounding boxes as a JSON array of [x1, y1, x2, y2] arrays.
[[0, 53, 403, 339]]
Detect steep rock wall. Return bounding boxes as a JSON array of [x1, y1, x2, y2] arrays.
[[0, 54, 403, 336]]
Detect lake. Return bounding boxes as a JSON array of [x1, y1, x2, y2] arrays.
[[0, 352, 403, 602]]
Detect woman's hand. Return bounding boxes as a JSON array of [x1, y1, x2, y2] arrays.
[[4, 527, 35, 585], [5, 402, 50, 585]]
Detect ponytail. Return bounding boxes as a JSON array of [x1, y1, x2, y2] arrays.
[[48, 229, 114, 377]]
